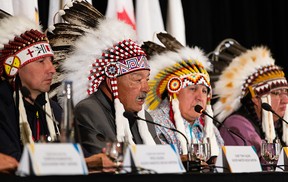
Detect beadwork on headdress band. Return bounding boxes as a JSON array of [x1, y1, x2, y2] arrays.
[[0, 14, 53, 77], [87, 39, 149, 96], [245, 65, 288, 98], [4, 42, 53, 76]]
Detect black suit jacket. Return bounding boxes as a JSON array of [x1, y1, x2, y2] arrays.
[[0, 80, 22, 160], [0, 80, 62, 161], [74, 90, 161, 157]]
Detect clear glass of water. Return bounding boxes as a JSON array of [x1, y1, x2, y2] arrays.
[[189, 142, 211, 163], [261, 140, 281, 171], [105, 141, 125, 172]]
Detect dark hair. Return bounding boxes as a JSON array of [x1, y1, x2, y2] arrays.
[[237, 93, 265, 139]]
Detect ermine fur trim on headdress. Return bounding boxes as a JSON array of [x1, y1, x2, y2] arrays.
[[137, 107, 157, 145], [172, 98, 188, 154], [261, 95, 275, 143], [204, 104, 220, 156], [283, 106, 288, 145]]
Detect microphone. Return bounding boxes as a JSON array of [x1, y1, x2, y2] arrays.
[[123, 111, 190, 148], [194, 105, 247, 146], [20, 86, 60, 136], [194, 105, 221, 128], [261, 102, 288, 125], [123, 111, 191, 171]]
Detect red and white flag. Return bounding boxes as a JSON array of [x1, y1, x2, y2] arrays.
[[106, 0, 136, 30]]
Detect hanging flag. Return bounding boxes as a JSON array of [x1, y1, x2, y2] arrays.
[[106, 0, 136, 30], [135, 0, 165, 44], [0, 0, 14, 15], [12, 0, 39, 23], [166, 0, 186, 45]]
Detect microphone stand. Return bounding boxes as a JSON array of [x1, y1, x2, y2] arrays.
[[195, 105, 247, 146], [204, 113, 247, 146], [261, 103, 288, 125], [136, 116, 191, 172]]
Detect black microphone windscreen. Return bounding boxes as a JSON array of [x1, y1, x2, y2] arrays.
[[194, 105, 203, 113], [123, 111, 137, 120], [20, 86, 31, 98], [261, 103, 272, 112]]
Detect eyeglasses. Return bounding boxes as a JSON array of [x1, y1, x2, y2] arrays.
[[270, 89, 288, 97]]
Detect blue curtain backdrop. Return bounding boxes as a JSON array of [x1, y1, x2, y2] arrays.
[[38, 0, 288, 77]]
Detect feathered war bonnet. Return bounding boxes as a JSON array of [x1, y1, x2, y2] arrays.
[[48, 0, 155, 144], [0, 9, 57, 144], [143, 33, 220, 155], [211, 39, 288, 143]]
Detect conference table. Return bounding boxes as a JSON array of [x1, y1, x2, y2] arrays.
[[2, 171, 288, 182]]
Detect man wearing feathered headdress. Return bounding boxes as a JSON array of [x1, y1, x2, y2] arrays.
[[143, 32, 224, 164], [48, 0, 160, 162], [0, 9, 61, 163], [211, 39, 288, 156]]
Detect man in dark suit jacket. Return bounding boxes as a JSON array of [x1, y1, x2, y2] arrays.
[[0, 11, 61, 168]]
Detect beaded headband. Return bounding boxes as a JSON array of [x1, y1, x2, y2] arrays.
[[0, 15, 53, 77], [87, 39, 149, 97]]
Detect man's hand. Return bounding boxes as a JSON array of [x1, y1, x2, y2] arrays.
[[0, 153, 18, 174], [85, 153, 116, 173]]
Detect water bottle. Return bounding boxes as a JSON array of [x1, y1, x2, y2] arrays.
[[60, 81, 75, 143]]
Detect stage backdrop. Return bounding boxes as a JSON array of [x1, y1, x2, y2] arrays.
[[37, 0, 288, 77]]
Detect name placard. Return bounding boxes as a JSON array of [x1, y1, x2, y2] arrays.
[[276, 147, 288, 171], [17, 143, 88, 176], [215, 146, 262, 173], [121, 144, 185, 174]]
